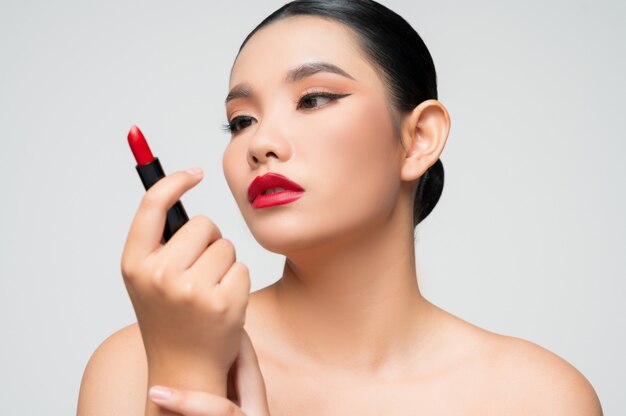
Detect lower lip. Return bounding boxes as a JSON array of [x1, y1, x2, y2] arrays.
[[251, 190, 304, 208]]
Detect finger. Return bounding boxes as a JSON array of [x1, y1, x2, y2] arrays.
[[158, 215, 222, 272], [186, 239, 237, 290], [149, 386, 246, 416], [235, 330, 271, 416], [216, 262, 251, 312], [123, 169, 203, 266]]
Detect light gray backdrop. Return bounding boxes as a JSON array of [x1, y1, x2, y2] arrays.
[[1, 0, 624, 414]]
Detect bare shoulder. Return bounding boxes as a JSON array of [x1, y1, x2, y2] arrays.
[[483, 333, 603, 415], [77, 322, 147, 415]]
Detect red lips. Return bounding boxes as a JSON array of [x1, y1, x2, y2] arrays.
[[247, 172, 305, 208]]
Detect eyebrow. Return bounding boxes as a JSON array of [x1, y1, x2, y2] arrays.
[[225, 61, 355, 105]]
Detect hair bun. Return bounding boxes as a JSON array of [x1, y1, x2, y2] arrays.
[[414, 158, 444, 226]]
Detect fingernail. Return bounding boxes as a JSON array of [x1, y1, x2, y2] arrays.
[[186, 167, 203, 176], [149, 386, 173, 401]]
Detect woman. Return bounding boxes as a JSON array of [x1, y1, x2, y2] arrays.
[[77, 1, 602, 415]]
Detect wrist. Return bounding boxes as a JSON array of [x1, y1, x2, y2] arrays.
[[147, 363, 229, 397]]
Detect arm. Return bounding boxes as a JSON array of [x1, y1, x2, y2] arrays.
[[77, 325, 270, 416], [76, 324, 228, 416], [118, 170, 251, 414], [77, 323, 148, 416], [79, 170, 250, 416], [76, 323, 230, 416], [147, 330, 271, 416]]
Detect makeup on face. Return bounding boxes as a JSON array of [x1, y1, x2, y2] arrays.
[[127, 125, 189, 242], [247, 172, 305, 209]]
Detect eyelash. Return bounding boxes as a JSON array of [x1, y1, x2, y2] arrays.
[[222, 91, 351, 134]]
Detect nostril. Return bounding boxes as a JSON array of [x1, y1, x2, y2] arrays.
[[250, 151, 278, 164]]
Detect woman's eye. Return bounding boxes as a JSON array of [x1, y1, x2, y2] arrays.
[[223, 116, 256, 134], [222, 92, 352, 134], [297, 92, 351, 110]]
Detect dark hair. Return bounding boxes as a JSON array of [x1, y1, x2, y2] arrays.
[[236, 0, 444, 227]]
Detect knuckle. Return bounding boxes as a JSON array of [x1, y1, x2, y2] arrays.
[[209, 293, 228, 315], [120, 259, 135, 281], [121, 258, 148, 287], [190, 215, 222, 238], [173, 281, 196, 305], [147, 262, 175, 294], [220, 238, 235, 251], [242, 272, 251, 293], [140, 189, 162, 209], [233, 262, 251, 286], [191, 214, 214, 229], [151, 263, 167, 283], [235, 261, 249, 276], [234, 263, 251, 299], [215, 238, 236, 258]]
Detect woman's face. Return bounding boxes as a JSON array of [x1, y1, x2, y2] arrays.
[[222, 16, 408, 255]]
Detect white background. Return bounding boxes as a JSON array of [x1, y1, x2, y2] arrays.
[[1, 0, 624, 414]]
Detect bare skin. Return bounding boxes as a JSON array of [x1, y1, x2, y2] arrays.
[[78, 15, 602, 415], [78, 294, 601, 415]]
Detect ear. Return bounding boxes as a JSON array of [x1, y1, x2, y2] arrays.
[[399, 99, 450, 181]]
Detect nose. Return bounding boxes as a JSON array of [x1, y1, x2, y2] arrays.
[[247, 120, 292, 168]]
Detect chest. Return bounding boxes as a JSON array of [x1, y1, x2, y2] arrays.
[[258, 359, 491, 416]]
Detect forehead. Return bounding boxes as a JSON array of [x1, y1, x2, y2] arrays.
[[229, 15, 377, 88]]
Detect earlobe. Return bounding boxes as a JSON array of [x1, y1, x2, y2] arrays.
[[400, 99, 450, 181]]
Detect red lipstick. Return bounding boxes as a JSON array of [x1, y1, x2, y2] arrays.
[[247, 172, 305, 209], [127, 125, 189, 242], [128, 125, 155, 166]]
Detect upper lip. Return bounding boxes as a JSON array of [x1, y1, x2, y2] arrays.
[[247, 172, 304, 202]]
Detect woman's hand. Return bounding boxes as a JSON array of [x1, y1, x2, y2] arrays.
[[120, 169, 251, 394], [148, 330, 271, 416]]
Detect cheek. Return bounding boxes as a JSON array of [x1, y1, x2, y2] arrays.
[[222, 141, 247, 204], [301, 96, 401, 216]]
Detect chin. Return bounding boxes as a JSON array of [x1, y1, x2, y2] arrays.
[[243, 209, 376, 258], [245, 214, 326, 255]]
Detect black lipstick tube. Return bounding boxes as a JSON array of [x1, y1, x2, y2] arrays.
[[136, 157, 189, 242]]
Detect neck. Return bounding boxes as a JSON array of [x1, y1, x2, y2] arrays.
[[267, 202, 431, 373]]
